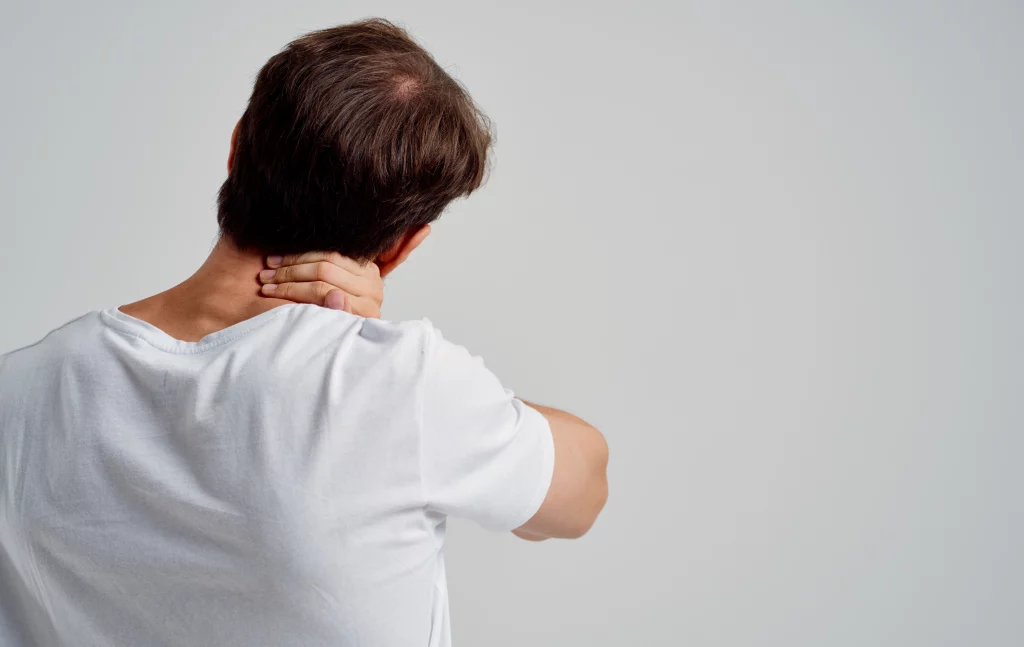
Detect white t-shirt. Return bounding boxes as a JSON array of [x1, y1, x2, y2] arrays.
[[0, 304, 554, 647]]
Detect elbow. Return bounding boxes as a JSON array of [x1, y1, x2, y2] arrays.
[[566, 431, 609, 539], [563, 475, 608, 539]]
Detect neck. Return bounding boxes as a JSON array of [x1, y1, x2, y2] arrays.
[[119, 236, 292, 342]]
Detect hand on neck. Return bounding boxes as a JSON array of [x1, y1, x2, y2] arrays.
[[119, 236, 293, 342]]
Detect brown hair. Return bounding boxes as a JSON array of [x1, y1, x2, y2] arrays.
[[217, 19, 492, 261]]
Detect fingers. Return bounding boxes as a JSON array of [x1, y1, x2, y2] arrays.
[[324, 290, 346, 311], [260, 280, 337, 305], [262, 282, 381, 318], [267, 251, 366, 276], [322, 290, 379, 318], [260, 262, 369, 296], [319, 290, 382, 318], [260, 252, 384, 319]]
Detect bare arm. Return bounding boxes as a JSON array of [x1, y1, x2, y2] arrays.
[[513, 402, 609, 541]]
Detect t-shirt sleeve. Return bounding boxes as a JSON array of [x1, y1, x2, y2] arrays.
[[419, 324, 555, 532]]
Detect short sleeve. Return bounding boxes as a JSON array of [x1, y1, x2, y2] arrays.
[[419, 325, 555, 532]]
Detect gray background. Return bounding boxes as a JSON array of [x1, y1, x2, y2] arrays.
[[2, 1, 1022, 645]]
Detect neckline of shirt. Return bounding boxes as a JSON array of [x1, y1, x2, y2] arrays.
[[98, 303, 311, 354]]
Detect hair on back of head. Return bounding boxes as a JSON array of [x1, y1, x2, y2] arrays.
[[217, 18, 493, 262]]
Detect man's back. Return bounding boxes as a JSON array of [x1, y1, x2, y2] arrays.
[[0, 304, 555, 646]]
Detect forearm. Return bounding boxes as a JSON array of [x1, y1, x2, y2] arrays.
[[511, 527, 549, 542]]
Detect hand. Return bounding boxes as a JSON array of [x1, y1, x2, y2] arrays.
[[259, 252, 384, 318]]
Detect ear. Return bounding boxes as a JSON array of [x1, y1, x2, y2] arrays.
[[376, 225, 431, 278], [227, 119, 241, 173]]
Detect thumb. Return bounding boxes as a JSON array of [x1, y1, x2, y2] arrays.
[[324, 290, 347, 311]]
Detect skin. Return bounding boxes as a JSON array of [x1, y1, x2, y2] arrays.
[[119, 120, 427, 335], [117, 239, 400, 342], [120, 121, 608, 541]]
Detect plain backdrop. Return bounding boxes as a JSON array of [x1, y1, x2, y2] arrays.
[[2, 1, 1022, 645]]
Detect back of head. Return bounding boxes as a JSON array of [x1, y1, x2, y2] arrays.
[[217, 19, 492, 262]]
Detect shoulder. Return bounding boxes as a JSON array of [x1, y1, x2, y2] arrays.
[[1, 311, 101, 363], [0, 310, 103, 383], [269, 304, 442, 369], [276, 303, 435, 344]]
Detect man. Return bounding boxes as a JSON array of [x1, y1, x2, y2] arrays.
[[0, 18, 608, 647]]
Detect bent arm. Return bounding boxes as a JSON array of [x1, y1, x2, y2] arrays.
[[513, 402, 609, 541]]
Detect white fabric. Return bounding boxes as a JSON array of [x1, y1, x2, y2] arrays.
[[0, 304, 554, 646]]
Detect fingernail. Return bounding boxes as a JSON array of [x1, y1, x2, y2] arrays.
[[267, 255, 283, 267], [259, 269, 276, 282], [325, 291, 345, 310], [261, 283, 277, 293]]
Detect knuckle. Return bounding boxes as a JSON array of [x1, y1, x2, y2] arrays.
[[314, 262, 329, 282], [314, 281, 332, 299]]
